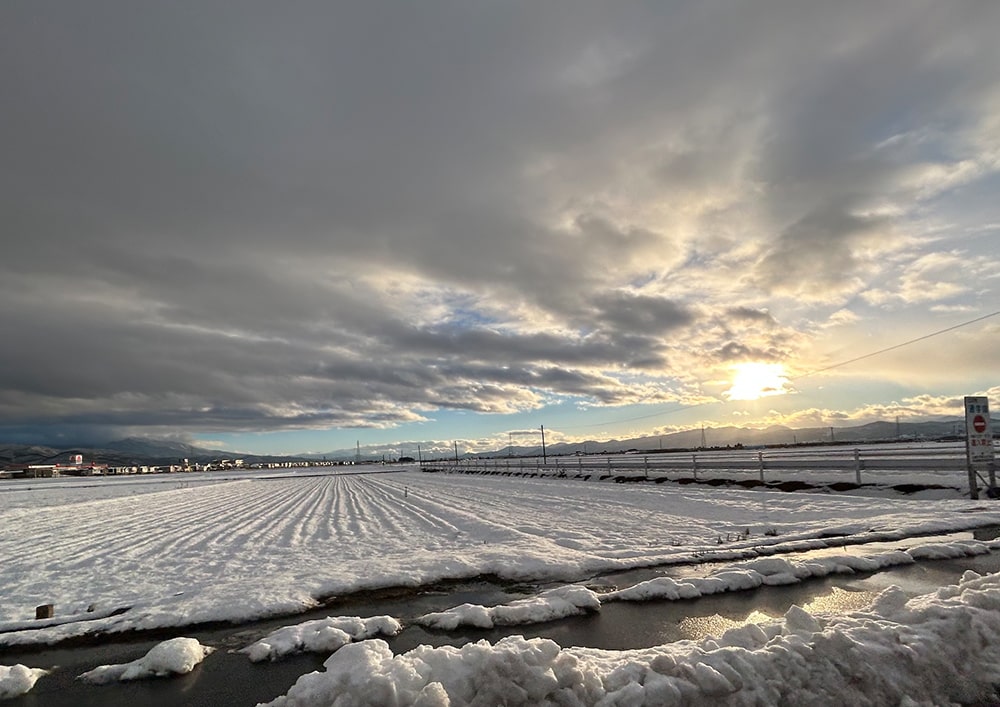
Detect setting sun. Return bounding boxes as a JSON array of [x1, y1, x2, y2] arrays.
[[725, 362, 790, 401]]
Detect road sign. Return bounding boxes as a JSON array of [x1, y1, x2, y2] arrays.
[[965, 396, 995, 466]]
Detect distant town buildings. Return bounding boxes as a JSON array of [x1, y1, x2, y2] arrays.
[[0, 456, 362, 480]]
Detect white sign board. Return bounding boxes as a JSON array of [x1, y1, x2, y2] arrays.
[[965, 396, 995, 465]]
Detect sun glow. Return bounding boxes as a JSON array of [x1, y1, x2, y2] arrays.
[[725, 362, 790, 401]]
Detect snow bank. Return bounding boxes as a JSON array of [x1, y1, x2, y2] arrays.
[[605, 548, 924, 603], [411, 541, 992, 632], [908, 539, 992, 560], [0, 664, 48, 700], [417, 585, 601, 630], [241, 615, 403, 662], [265, 570, 1000, 707], [77, 637, 214, 684]]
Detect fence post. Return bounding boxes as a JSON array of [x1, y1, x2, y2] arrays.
[[644, 456, 649, 479], [692, 454, 698, 481], [578, 457, 583, 472], [758, 451, 764, 483], [854, 448, 862, 485]]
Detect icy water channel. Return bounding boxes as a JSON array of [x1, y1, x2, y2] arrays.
[[5, 528, 1000, 707]]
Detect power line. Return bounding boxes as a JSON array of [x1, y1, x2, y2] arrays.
[[793, 309, 1000, 381]]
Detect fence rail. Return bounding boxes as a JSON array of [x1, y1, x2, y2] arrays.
[[421, 442, 997, 488]]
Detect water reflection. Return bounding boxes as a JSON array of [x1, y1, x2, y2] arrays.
[[678, 610, 777, 639], [676, 587, 878, 640], [802, 586, 878, 614]]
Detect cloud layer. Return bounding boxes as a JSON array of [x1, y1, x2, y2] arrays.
[[2, 1, 999, 446]]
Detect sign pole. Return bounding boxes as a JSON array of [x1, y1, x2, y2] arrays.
[[968, 462, 980, 501]]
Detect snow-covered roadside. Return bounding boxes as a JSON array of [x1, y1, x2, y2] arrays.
[[265, 569, 1000, 707], [4, 470, 1000, 646]]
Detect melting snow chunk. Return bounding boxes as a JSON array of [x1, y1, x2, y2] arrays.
[[417, 585, 601, 630], [0, 664, 48, 700], [77, 637, 214, 684], [241, 615, 403, 662]]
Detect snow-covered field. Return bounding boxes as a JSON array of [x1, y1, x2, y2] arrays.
[[6, 468, 1000, 703], [3, 468, 1000, 647]]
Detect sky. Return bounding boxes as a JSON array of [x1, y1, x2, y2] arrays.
[[2, 1, 999, 456]]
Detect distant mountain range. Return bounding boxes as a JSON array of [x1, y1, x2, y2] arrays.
[[487, 419, 976, 459], [0, 437, 304, 467], [0, 419, 989, 467]]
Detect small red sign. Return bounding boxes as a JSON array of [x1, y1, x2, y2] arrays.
[[973, 414, 988, 433]]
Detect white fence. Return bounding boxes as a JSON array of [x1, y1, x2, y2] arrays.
[[421, 441, 997, 489]]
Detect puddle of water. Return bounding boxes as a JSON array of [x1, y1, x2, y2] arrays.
[[974, 526, 1000, 541]]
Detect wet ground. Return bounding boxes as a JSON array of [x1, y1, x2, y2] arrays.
[[5, 528, 1000, 706]]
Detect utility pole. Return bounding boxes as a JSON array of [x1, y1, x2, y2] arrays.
[[829, 427, 834, 443], [356, 441, 360, 465], [417, 445, 422, 465], [700, 425, 707, 449], [509, 432, 512, 458], [454, 441, 459, 463], [540, 425, 547, 464]]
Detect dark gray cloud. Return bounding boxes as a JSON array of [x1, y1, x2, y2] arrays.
[[754, 200, 891, 298], [587, 292, 694, 335], [714, 342, 787, 364], [725, 308, 776, 326], [2, 1, 998, 444]]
